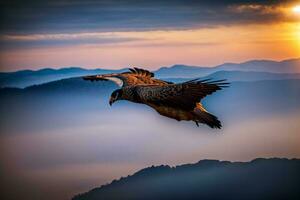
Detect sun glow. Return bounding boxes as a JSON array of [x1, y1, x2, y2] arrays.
[[292, 5, 300, 13]]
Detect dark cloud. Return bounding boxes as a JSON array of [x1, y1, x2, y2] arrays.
[[0, 0, 298, 34]]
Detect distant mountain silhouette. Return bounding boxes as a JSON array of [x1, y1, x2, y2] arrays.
[[72, 158, 300, 200], [155, 58, 300, 78], [1, 58, 299, 88], [215, 58, 300, 74], [155, 64, 212, 78]]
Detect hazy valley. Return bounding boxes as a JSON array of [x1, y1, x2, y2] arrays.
[[1, 60, 300, 200]]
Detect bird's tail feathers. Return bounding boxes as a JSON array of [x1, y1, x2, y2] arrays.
[[193, 108, 222, 129]]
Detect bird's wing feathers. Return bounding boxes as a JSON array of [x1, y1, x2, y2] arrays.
[[128, 67, 154, 77], [83, 67, 171, 87], [138, 79, 229, 110], [83, 73, 126, 87]]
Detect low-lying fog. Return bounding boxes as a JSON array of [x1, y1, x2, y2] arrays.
[[1, 79, 299, 200]]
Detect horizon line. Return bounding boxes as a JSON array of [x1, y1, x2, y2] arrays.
[[1, 57, 299, 73]]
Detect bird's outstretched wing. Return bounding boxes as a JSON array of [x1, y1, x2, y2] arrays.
[[83, 67, 172, 87], [138, 79, 229, 110]]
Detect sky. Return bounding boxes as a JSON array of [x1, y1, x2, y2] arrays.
[[0, 0, 300, 71]]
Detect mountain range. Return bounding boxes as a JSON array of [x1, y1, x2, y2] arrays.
[[1, 78, 299, 134], [1, 58, 299, 88], [72, 158, 300, 200], [155, 58, 300, 78]]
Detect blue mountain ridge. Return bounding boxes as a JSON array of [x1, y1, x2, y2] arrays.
[[1, 79, 299, 131], [1, 58, 299, 88]]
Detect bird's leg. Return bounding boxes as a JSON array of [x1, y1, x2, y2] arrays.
[[195, 121, 199, 127]]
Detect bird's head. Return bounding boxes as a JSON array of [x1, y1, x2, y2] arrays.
[[109, 89, 123, 106]]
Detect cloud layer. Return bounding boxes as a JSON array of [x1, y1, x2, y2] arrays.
[[1, 0, 299, 70], [1, 0, 298, 34]]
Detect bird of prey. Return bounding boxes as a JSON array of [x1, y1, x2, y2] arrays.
[[83, 68, 229, 129]]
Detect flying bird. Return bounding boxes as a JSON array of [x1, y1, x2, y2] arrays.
[[83, 68, 229, 129]]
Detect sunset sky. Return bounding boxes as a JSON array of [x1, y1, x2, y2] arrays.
[[1, 0, 300, 71]]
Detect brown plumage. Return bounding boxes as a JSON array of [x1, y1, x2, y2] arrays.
[[83, 67, 171, 87], [83, 67, 229, 129]]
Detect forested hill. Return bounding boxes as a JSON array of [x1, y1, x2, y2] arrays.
[[73, 158, 300, 200]]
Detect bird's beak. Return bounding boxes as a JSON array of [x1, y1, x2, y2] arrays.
[[109, 97, 115, 106]]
